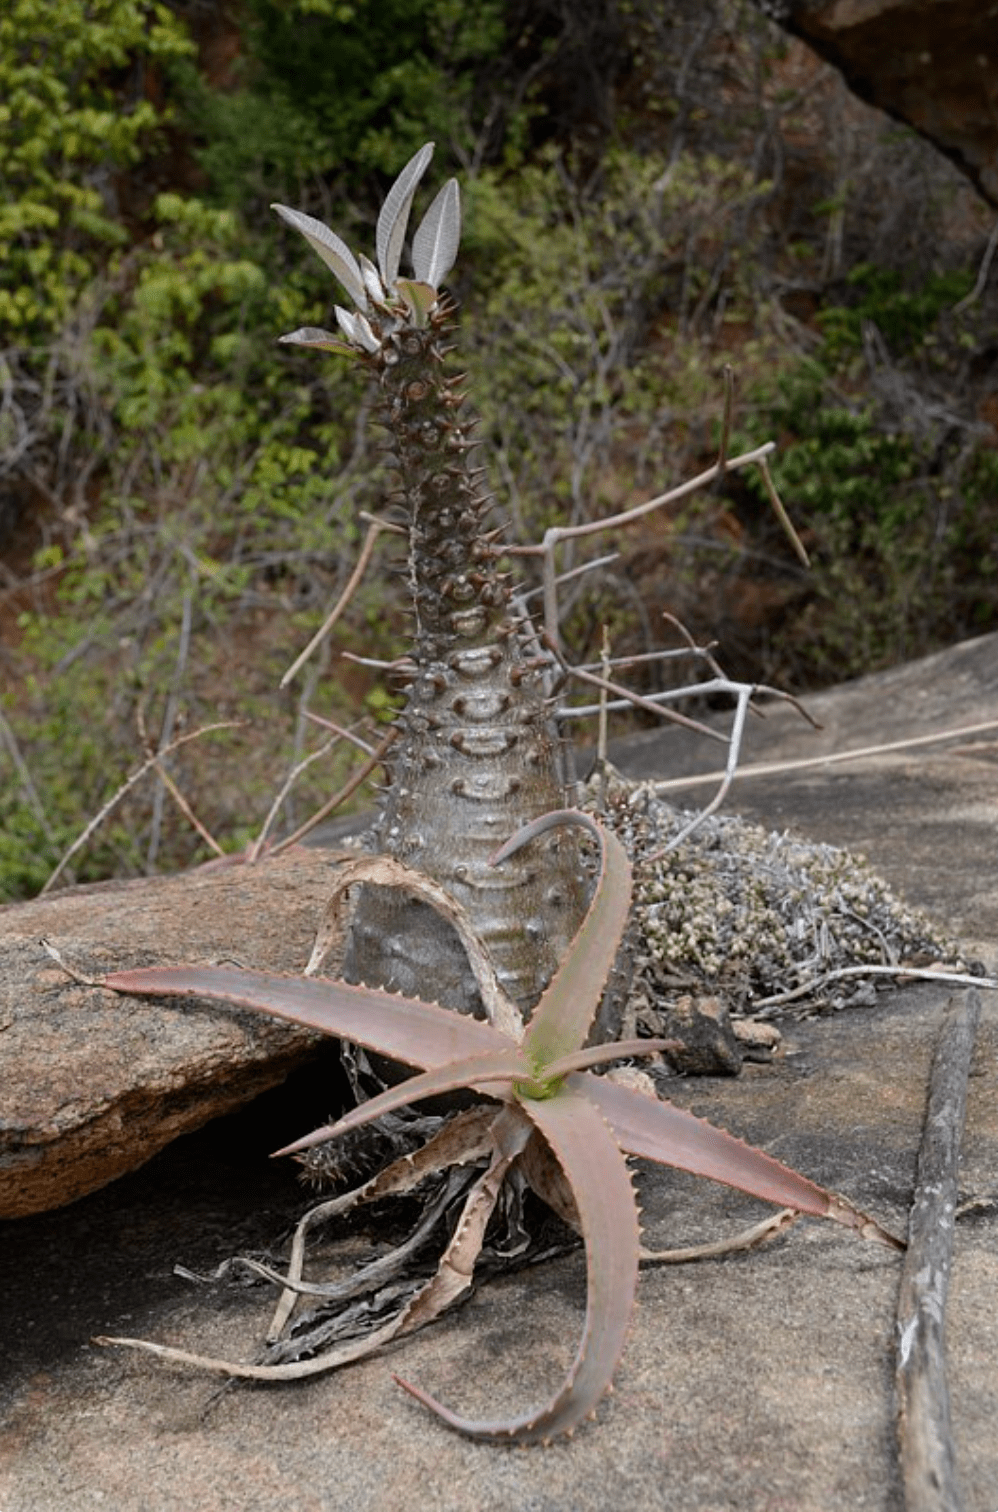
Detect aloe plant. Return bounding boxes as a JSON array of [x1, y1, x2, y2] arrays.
[[272, 144, 590, 1021], [101, 810, 899, 1444]]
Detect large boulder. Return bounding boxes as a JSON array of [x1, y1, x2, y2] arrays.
[[0, 848, 344, 1217], [757, 0, 998, 204], [0, 635, 996, 1510]]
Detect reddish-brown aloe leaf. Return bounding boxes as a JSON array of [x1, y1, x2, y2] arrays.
[[102, 964, 509, 1071], [579, 1071, 832, 1214], [579, 1071, 902, 1246], [395, 1083, 639, 1444], [273, 1047, 528, 1158], [273, 1041, 681, 1159], [542, 1037, 678, 1080]]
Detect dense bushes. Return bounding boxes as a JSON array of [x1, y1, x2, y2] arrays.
[[1, 0, 996, 899]]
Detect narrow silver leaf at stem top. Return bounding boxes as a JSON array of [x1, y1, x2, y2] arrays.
[[412, 178, 462, 290], [376, 141, 435, 290], [271, 203, 368, 310]]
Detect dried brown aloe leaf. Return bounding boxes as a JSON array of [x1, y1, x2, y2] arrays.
[[395, 1085, 639, 1444], [99, 1109, 530, 1385], [306, 853, 522, 1038], [269, 1106, 497, 1340]]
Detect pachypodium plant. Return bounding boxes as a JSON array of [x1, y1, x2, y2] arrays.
[[101, 810, 900, 1444], [271, 143, 591, 1022]]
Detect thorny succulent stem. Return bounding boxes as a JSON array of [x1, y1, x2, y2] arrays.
[[343, 307, 590, 1015], [275, 160, 589, 1016]]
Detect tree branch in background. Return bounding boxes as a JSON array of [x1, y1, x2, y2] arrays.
[[40, 722, 243, 895], [279, 513, 405, 689], [267, 727, 398, 856]]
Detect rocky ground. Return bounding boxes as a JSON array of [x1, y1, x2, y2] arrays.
[[1, 633, 995, 1511]]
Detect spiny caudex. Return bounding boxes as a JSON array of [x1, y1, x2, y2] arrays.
[[98, 149, 903, 1445], [272, 143, 588, 1021]]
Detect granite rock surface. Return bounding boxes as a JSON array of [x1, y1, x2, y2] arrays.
[[0, 849, 346, 1217], [1, 634, 996, 1510]]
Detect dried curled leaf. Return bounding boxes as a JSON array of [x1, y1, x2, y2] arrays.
[[305, 852, 522, 1039]]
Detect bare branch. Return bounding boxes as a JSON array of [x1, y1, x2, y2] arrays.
[[248, 736, 341, 863], [649, 717, 998, 798], [757, 452, 810, 568], [302, 711, 378, 757], [146, 586, 194, 871], [40, 722, 244, 894], [268, 727, 397, 855], [714, 363, 735, 484], [0, 707, 57, 847], [896, 989, 981, 1512], [147, 760, 226, 858], [546, 639, 729, 745], [515, 439, 776, 649], [952, 217, 998, 313], [280, 515, 401, 688], [340, 652, 416, 672]]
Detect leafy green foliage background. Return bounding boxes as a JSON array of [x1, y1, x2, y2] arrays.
[[2, 0, 996, 899]]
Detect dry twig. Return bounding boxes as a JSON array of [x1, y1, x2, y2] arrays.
[[650, 717, 998, 798], [267, 727, 398, 855], [895, 989, 982, 1512], [40, 721, 243, 894], [247, 736, 342, 863], [279, 514, 404, 688], [754, 965, 996, 1014]]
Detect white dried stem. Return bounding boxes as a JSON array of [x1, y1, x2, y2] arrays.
[[515, 439, 776, 649], [753, 965, 997, 1015], [268, 727, 397, 856], [649, 717, 998, 798], [280, 515, 401, 688], [248, 735, 341, 863], [643, 684, 753, 861], [640, 1207, 800, 1263]]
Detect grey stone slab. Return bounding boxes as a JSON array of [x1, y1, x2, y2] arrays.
[[1, 634, 996, 1509]]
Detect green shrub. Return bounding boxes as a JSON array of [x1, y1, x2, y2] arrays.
[[817, 264, 974, 364], [0, 0, 192, 336]]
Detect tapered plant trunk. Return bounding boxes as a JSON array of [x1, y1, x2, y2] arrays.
[[342, 307, 590, 1017], [273, 152, 621, 1033]]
